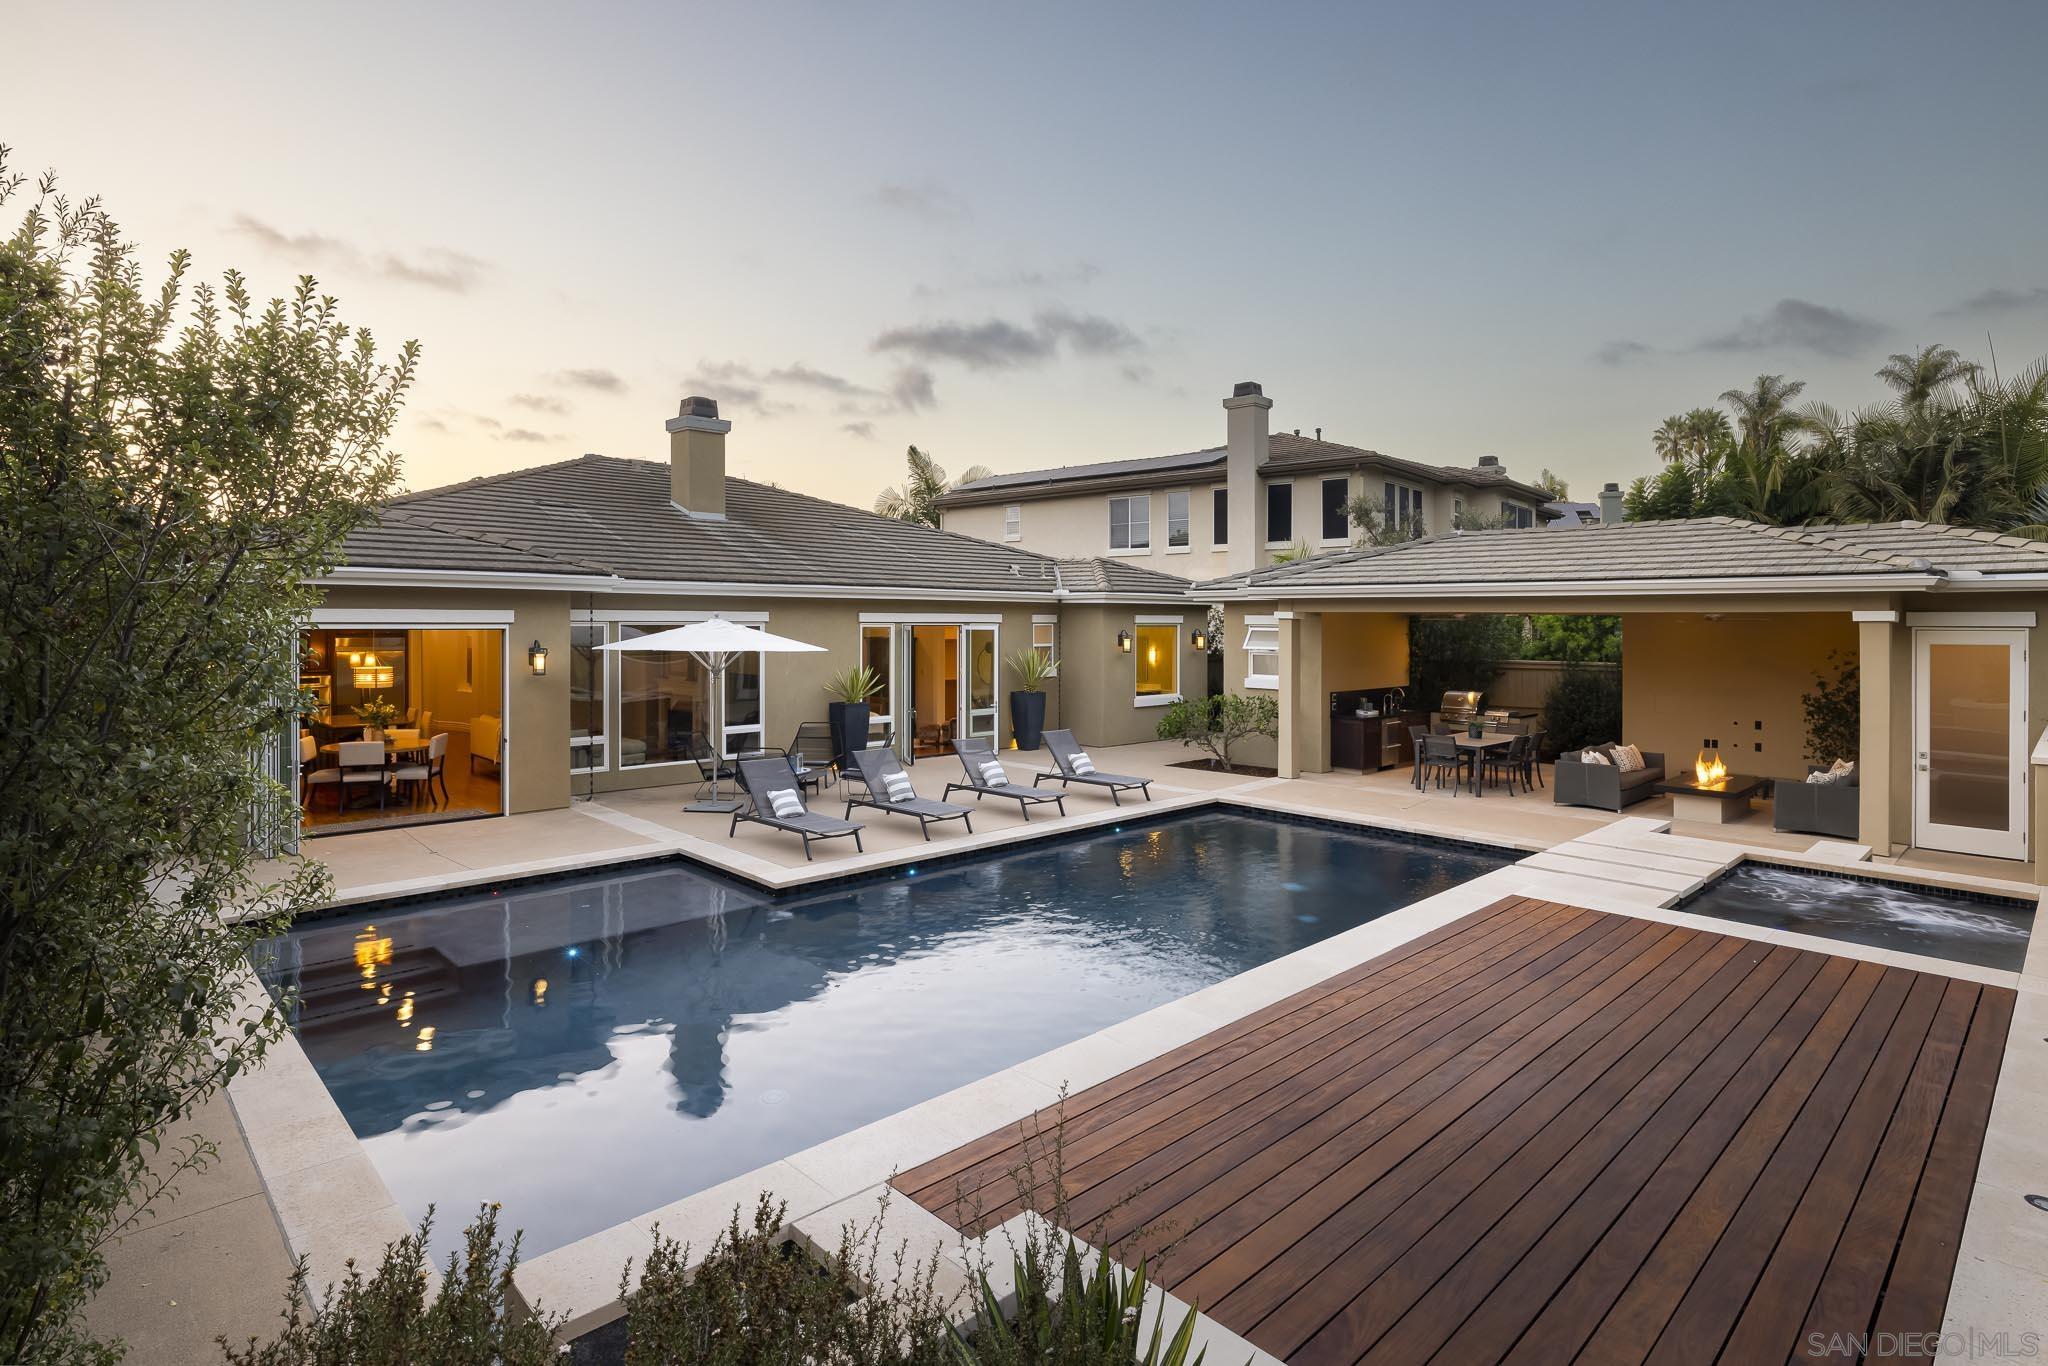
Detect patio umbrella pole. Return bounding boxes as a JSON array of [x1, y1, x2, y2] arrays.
[[684, 647, 743, 814]]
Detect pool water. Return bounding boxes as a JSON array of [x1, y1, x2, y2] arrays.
[[1679, 863, 2033, 972], [253, 811, 1508, 1259]]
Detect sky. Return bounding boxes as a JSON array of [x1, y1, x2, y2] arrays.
[[8, 1, 2048, 508]]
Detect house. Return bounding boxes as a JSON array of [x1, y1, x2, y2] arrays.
[[1206, 517, 2048, 879], [934, 382, 1556, 575], [303, 397, 1202, 832]]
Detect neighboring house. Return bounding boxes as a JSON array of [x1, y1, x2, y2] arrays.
[[307, 397, 1201, 827], [1205, 516, 2048, 878], [1543, 500, 1604, 526], [934, 381, 1555, 576]]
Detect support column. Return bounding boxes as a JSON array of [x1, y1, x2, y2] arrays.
[[1855, 612, 1900, 855], [1276, 611, 1327, 779]]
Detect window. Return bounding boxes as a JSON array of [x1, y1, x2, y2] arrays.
[[618, 623, 763, 763], [1108, 494, 1150, 550], [1383, 481, 1424, 533], [1031, 617, 1058, 676], [1242, 617, 1280, 689], [1166, 490, 1190, 548], [1500, 500, 1534, 529], [1003, 504, 1021, 540], [1265, 482, 1292, 544], [1453, 496, 1464, 528], [1321, 478, 1349, 542], [859, 624, 892, 723], [1212, 488, 1228, 546], [570, 621, 606, 772], [1133, 621, 1179, 702]]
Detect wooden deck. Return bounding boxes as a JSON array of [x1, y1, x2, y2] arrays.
[[895, 897, 2014, 1364]]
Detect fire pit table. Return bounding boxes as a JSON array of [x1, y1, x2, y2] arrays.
[[1654, 770, 1767, 824]]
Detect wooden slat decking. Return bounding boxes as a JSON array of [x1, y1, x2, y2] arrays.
[[894, 897, 2014, 1365]]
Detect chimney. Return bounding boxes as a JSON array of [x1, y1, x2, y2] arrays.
[[666, 395, 730, 518], [1475, 454, 1504, 475], [1223, 381, 1271, 572], [1599, 481, 1624, 525]]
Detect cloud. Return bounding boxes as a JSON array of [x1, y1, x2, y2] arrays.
[[230, 214, 487, 293], [871, 310, 1145, 371], [761, 362, 877, 398], [554, 368, 627, 393], [510, 393, 571, 415], [1697, 298, 1884, 358], [500, 428, 555, 444], [874, 180, 968, 221], [1940, 286, 2048, 316], [889, 366, 938, 412], [416, 416, 449, 433], [1594, 339, 1654, 366], [1119, 364, 1155, 385], [913, 262, 1101, 299], [841, 421, 877, 440]]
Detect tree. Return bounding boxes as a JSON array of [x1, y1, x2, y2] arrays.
[[1405, 615, 1526, 705], [1876, 343, 1979, 413], [872, 445, 993, 528], [1155, 694, 1278, 771], [1343, 494, 1427, 544], [1651, 408, 1733, 476], [1719, 374, 1810, 458], [1536, 468, 1570, 500], [1526, 615, 1621, 664], [0, 152, 412, 1362]]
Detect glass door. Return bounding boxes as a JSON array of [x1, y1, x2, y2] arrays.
[[963, 625, 998, 746], [1913, 628, 2028, 859]]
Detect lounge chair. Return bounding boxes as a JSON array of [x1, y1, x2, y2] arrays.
[[730, 757, 864, 860], [1034, 730, 1153, 805], [944, 739, 1067, 820], [845, 749, 974, 841]]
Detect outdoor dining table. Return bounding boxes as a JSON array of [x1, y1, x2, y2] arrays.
[[1451, 732, 1517, 797]]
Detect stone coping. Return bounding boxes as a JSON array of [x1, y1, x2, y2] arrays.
[[222, 794, 2048, 1349]]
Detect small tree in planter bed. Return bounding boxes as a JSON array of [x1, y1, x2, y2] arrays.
[[1006, 647, 1057, 752], [1156, 694, 1279, 772]]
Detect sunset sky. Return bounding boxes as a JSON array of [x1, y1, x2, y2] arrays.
[[9, 0, 2047, 507]]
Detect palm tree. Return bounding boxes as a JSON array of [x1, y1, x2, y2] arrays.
[[1719, 375, 1809, 456], [1652, 409, 1733, 475], [872, 446, 993, 528], [1876, 344, 1980, 412]]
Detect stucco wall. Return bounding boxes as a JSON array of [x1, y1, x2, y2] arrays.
[[1055, 604, 1207, 748], [1621, 612, 1858, 782]]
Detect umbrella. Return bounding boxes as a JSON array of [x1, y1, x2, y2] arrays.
[[601, 618, 825, 812]]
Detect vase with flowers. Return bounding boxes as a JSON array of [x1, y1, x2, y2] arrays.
[[356, 695, 400, 740]]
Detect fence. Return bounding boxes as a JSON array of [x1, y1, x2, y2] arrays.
[[1485, 659, 1619, 712]]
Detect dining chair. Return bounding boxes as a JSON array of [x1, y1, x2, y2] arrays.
[[1483, 733, 1531, 795], [300, 733, 341, 810], [392, 732, 449, 807], [1418, 734, 1465, 794], [336, 740, 388, 813]]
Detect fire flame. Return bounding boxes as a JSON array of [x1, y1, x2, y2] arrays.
[[1694, 750, 1727, 785]]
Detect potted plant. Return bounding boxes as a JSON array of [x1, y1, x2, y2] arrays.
[[822, 666, 881, 771], [357, 694, 400, 740], [1006, 648, 1057, 752]]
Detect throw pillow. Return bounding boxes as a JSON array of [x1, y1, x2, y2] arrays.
[[977, 759, 1009, 787], [1611, 744, 1645, 773], [1580, 749, 1611, 766], [883, 773, 915, 803], [1830, 757, 1856, 778], [1071, 751, 1096, 775], [767, 788, 803, 818]]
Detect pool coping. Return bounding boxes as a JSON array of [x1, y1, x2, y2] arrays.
[[223, 798, 2048, 1349]]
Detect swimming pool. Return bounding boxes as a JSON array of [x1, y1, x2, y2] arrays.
[[253, 810, 1509, 1259], [1678, 862, 2033, 972]]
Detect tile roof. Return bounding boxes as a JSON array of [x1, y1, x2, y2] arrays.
[[1203, 518, 2048, 594], [1052, 557, 1198, 595], [937, 434, 1553, 506], [335, 454, 1191, 600]]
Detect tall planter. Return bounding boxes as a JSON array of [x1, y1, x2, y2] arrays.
[[827, 700, 869, 771], [1009, 690, 1047, 752]]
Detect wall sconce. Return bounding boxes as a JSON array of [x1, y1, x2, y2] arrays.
[[1190, 628, 1209, 651], [1116, 629, 1133, 654], [528, 640, 549, 675]]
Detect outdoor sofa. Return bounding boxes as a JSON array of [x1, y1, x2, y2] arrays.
[[731, 756, 864, 860], [1034, 729, 1153, 805], [1773, 765, 1859, 840], [845, 748, 974, 841], [1553, 744, 1665, 812]]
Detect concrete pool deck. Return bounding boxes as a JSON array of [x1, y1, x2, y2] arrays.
[[86, 741, 2048, 1360]]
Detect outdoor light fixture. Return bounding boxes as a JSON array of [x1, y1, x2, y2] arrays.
[[528, 640, 549, 675], [1116, 629, 1133, 653], [1190, 627, 1209, 651]]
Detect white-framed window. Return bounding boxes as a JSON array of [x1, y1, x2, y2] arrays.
[[1500, 500, 1534, 529], [617, 623, 763, 763], [1031, 616, 1058, 676], [1165, 490, 1190, 549], [1242, 616, 1280, 690], [1320, 478, 1349, 542], [1264, 482, 1293, 545], [1384, 481, 1425, 532], [1109, 494, 1150, 550], [1453, 496, 1465, 528], [1133, 616, 1181, 705], [570, 620, 607, 773], [1003, 504, 1021, 540]]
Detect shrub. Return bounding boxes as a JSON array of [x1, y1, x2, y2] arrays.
[[1543, 666, 1622, 755], [1155, 695, 1278, 771], [1802, 651, 1859, 765], [219, 1205, 561, 1366]]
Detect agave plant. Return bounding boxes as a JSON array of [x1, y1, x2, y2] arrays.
[[1007, 647, 1058, 693], [954, 1234, 1206, 1365], [823, 665, 883, 703]]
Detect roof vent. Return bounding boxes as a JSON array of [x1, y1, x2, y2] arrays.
[[1232, 381, 1263, 398]]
